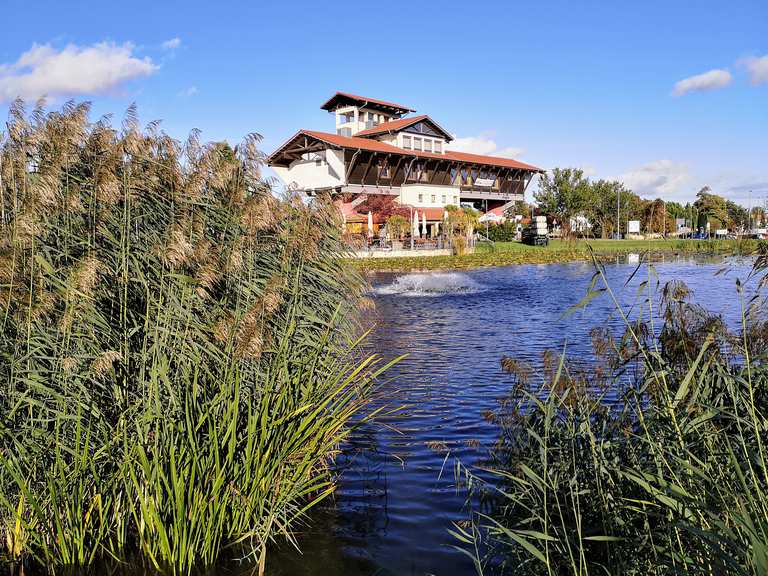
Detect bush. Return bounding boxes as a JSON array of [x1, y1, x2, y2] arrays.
[[486, 221, 518, 242], [0, 101, 388, 575], [452, 235, 468, 256]]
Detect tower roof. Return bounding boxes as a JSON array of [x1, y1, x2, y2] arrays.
[[320, 92, 415, 115]]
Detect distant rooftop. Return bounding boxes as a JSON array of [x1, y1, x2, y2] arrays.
[[320, 92, 415, 115]]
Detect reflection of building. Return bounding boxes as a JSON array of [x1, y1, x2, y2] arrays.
[[268, 92, 543, 233]]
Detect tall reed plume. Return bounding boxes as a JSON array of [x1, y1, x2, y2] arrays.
[[0, 99, 391, 575]]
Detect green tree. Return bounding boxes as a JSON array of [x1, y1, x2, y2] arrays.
[[445, 205, 479, 238], [583, 179, 629, 239], [642, 198, 673, 235], [385, 214, 408, 239], [534, 168, 590, 238], [726, 200, 749, 230], [693, 186, 728, 230]]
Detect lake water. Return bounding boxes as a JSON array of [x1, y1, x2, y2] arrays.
[[270, 255, 758, 576]]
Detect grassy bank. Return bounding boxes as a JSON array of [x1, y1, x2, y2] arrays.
[[354, 238, 760, 272], [0, 103, 386, 575]]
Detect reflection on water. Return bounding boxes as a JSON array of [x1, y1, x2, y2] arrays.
[[269, 256, 755, 576]]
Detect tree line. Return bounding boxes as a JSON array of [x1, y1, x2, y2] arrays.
[[531, 168, 766, 238]]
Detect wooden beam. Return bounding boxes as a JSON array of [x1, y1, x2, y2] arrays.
[[360, 152, 376, 184], [389, 155, 404, 187], [282, 144, 327, 156], [403, 157, 417, 182], [429, 160, 444, 185], [345, 149, 362, 183], [440, 161, 451, 185], [376, 153, 391, 186]]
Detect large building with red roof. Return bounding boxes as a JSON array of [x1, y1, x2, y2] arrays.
[[268, 92, 543, 235]]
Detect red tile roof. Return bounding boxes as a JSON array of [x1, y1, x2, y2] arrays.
[[320, 92, 415, 113], [355, 115, 453, 141], [444, 150, 541, 171], [269, 130, 543, 172], [418, 207, 446, 221]]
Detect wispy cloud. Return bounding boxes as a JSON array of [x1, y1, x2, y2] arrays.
[[0, 42, 157, 103], [672, 69, 732, 96], [740, 54, 768, 85], [619, 160, 691, 197], [446, 133, 525, 158], [178, 86, 198, 97], [162, 37, 182, 50]]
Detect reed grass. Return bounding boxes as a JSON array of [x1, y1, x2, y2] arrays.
[[456, 243, 768, 575], [0, 100, 390, 575]]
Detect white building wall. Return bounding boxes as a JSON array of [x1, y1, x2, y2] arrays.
[[335, 106, 396, 135], [272, 149, 345, 190], [399, 184, 460, 209]]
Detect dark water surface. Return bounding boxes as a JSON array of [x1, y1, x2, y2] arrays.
[[270, 256, 756, 576]]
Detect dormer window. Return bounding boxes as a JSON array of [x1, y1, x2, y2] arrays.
[[434, 141, 442, 153], [403, 136, 412, 149], [413, 137, 422, 151], [424, 140, 432, 153]]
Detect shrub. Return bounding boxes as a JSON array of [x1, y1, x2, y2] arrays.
[[486, 222, 518, 242]]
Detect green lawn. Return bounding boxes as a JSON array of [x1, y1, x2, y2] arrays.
[[479, 238, 742, 254], [356, 238, 761, 272]]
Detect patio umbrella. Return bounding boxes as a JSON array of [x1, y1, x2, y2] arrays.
[[422, 211, 428, 237], [412, 210, 419, 238], [367, 211, 373, 236]]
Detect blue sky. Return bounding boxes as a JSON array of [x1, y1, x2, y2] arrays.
[[1, 0, 766, 205]]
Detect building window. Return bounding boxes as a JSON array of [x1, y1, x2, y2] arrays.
[[453, 196, 458, 204], [434, 140, 442, 153], [418, 194, 423, 203], [431, 194, 435, 203], [403, 135, 411, 149], [441, 195, 446, 203], [337, 127, 352, 137], [424, 139, 432, 153], [338, 111, 355, 125], [413, 137, 422, 151]]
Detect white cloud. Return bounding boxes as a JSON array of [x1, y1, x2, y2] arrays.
[[619, 160, 691, 198], [178, 86, 198, 97], [162, 37, 182, 50], [0, 42, 157, 103], [741, 54, 768, 85], [672, 69, 732, 96], [446, 133, 525, 158]]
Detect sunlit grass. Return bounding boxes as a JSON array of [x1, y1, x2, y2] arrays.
[[356, 239, 758, 272]]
